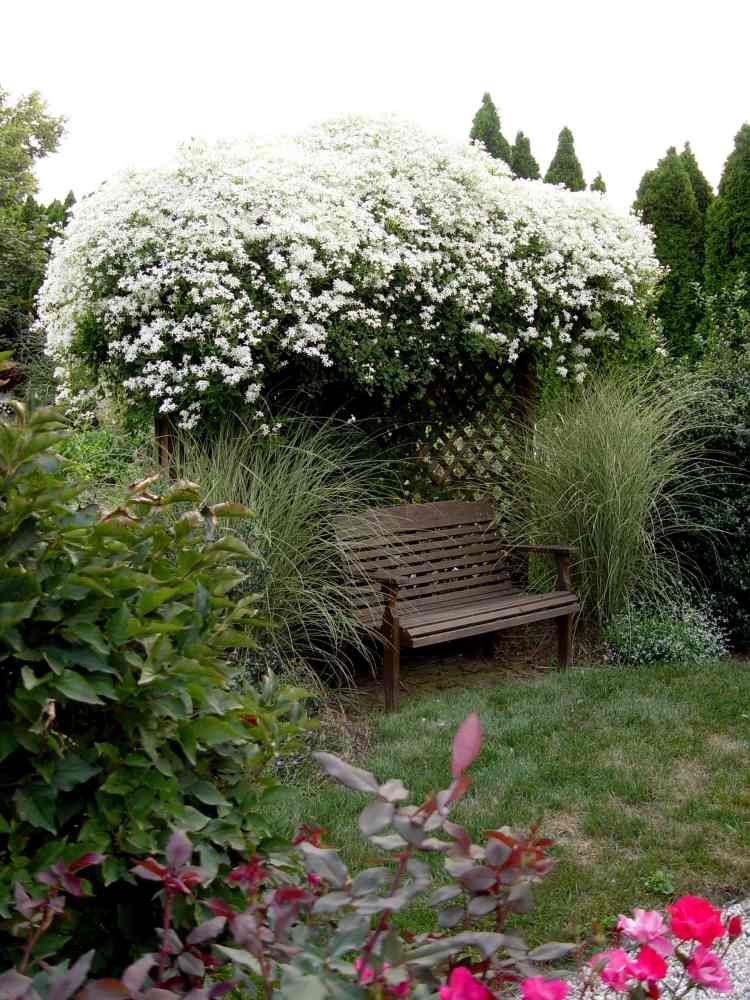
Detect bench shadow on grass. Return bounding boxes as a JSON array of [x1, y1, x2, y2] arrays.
[[267, 628, 750, 948]]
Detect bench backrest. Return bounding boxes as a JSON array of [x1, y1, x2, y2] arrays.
[[340, 499, 513, 613]]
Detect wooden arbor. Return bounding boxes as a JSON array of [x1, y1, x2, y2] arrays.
[[341, 499, 578, 710]]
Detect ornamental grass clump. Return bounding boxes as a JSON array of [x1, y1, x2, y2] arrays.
[[173, 418, 394, 688], [498, 369, 717, 626]]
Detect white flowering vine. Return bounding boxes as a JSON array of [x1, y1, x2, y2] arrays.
[[38, 115, 661, 429]]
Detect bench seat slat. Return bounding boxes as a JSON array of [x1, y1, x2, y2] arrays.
[[401, 590, 576, 631], [409, 602, 580, 647]]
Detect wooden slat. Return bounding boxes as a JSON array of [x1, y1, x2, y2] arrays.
[[355, 540, 509, 580], [345, 527, 499, 563], [398, 582, 518, 612], [401, 592, 575, 636], [401, 590, 575, 630], [342, 520, 496, 552], [395, 572, 513, 601], [340, 500, 495, 537], [408, 603, 580, 647]]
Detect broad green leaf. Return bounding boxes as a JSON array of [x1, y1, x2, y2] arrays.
[[53, 753, 101, 791], [136, 588, 180, 616], [189, 780, 229, 807], [190, 718, 236, 747], [14, 786, 57, 833], [54, 670, 104, 705]]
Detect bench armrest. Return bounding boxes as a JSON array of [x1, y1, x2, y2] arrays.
[[503, 543, 576, 591], [508, 543, 577, 556]]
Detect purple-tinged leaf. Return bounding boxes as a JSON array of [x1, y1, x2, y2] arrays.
[[468, 895, 499, 917], [350, 868, 390, 896], [528, 942, 576, 962], [78, 980, 130, 1000], [0, 970, 33, 1000], [312, 891, 351, 914], [298, 843, 349, 888], [177, 954, 205, 977], [443, 821, 471, 853], [13, 882, 36, 919], [437, 906, 464, 928], [406, 858, 431, 883], [420, 837, 451, 851], [208, 981, 241, 1000], [369, 833, 408, 850], [485, 838, 513, 866], [392, 814, 425, 846], [312, 752, 379, 794], [165, 830, 192, 869], [444, 857, 475, 879], [358, 798, 394, 835], [378, 779, 409, 802], [429, 884, 463, 905], [48, 950, 94, 1000], [507, 883, 533, 914], [460, 866, 496, 892], [451, 713, 482, 777], [230, 912, 260, 948], [122, 955, 157, 994], [212, 946, 262, 974], [155, 928, 182, 955], [187, 916, 226, 945], [68, 852, 106, 873], [183, 991, 209, 1000]]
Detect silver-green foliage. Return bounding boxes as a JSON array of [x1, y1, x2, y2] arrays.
[[497, 369, 717, 625], [605, 599, 728, 665], [175, 420, 394, 686]]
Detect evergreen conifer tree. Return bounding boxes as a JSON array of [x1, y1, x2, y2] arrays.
[[705, 123, 750, 296], [544, 127, 586, 191], [470, 92, 511, 165], [590, 172, 606, 193], [679, 143, 713, 218], [633, 147, 704, 355], [509, 131, 540, 179]]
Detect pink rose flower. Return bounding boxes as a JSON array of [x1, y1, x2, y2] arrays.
[[439, 967, 493, 1000], [686, 945, 732, 993], [590, 949, 637, 992], [521, 975, 569, 1000], [617, 908, 674, 957], [632, 945, 668, 982], [667, 896, 725, 947]]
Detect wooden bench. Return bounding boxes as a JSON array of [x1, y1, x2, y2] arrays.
[[341, 500, 578, 710]]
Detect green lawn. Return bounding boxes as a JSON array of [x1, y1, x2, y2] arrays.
[[268, 660, 750, 946]]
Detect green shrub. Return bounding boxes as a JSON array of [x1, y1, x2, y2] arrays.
[[0, 402, 309, 963], [605, 599, 728, 665], [497, 369, 715, 625], [59, 426, 149, 488], [174, 419, 396, 688]]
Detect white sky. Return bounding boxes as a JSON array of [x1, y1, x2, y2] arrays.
[[2, 0, 749, 213]]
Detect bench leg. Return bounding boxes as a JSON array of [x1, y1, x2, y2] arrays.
[[556, 613, 573, 671], [383, 612, 401, 712]]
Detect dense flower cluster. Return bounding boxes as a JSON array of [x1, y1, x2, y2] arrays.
[[38, 116, 660, 429]]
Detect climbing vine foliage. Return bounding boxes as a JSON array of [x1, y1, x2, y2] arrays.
[[39, 116, 660, 430]]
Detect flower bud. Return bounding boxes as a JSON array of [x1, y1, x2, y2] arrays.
[[727, 914, 742, 939]]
